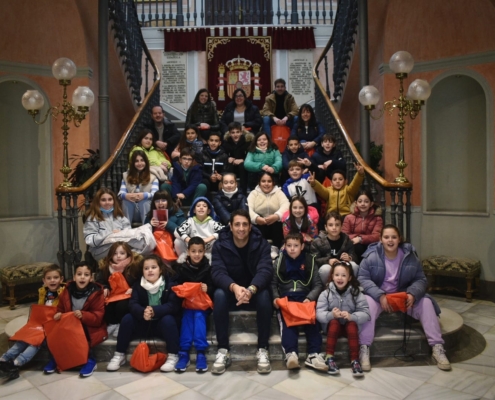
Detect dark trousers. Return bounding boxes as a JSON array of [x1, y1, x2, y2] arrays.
[[116, 313, 180, 354], [326, 319, 359, 361], [213, 288, 273, 350], [105, 299, 130, 325], [277, 310, 322, 354], [257, 221, 284, 248]]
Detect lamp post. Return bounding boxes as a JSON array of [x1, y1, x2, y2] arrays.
[[358, 51, 431, 184], [21, 57, 95, 188]]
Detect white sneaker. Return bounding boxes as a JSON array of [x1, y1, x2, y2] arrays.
[[107, 324, 118, 337], [432, 344, 451, 371], [256, 348, 271, 374], [112, 324, 120, 338], [107, 352, 126, 371], [359, 345, 371, 372], [161, 353, 179, 372], [211, 348, 231, 375], [305, 353, 327, 372], [285, 351, 300, 370]]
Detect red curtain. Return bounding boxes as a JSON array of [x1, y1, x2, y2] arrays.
[[269, 27, 316, 50], [164, 28, 207, 52]]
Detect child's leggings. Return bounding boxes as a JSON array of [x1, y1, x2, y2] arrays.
[[326, 319, 359, 361]]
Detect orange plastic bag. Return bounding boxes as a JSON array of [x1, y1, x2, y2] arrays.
[[153, 231, 178, 262], [276, 297, 316, 327], [271, 125, 291, 152], [386, 292, 408, 312], [172, 282, 213, 311], [10, 305, 56, 346], [130, 342, 167, 372], [44, 313, 89, 371], [105, 272, 131, 304]]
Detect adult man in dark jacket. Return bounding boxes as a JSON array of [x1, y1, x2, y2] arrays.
[[211, 210, 273, 375], [145, 105, 180, 157], [261, 78, 299, 136]]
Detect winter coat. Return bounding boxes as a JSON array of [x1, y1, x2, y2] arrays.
[[171, 162, 203, 200], [310, 231, 357, 268], [261, 91, 299, 119], [312, 172, 365, 216], [358, 242, 441, 315], [342, 206, 383, 245], [173, 256, 215, 300], [310, 146, 346, 173], [144, 208, 186, 235], [212, 190, 249, 225], [199, 147, 232, 179], [244, 146, 283, 174], [129, 273, 182, 321], [316, 282, 370, 329], [186, 102, 220, 132], [291, 122, 325, 144], [281, 207, 319, 241], [38, 284, 66, 307], [84, 214, 131, 249], [211, 225, 273, 292], [282, 146, 310, 170], [247, 185, 290, 223], [222, 133, 251, 160], [220, 99, 263, 134], [128, 145, 171, 169], [282, 174, 318, 205], [271, 251, 323, 302], [56, 281, 107, 347]]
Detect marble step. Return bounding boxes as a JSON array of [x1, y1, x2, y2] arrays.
[[5, 308, 463, 362]]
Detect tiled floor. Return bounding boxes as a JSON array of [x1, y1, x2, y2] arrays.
[[0, 294, 494, 400]]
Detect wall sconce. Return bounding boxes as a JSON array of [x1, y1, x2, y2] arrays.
[[359, 51, 431, 183], [21, 57, 95, 188]]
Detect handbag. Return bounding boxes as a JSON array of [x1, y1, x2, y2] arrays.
[[44, 313, 89, 371], [130, 323, 167, 372], [10, 305, 56, 346], [276, 296, 316, 327], [153, 230, 178, 262], [172, 282, 213, 311], [386, 292, 408, 312], [105, 272, 131, 304]]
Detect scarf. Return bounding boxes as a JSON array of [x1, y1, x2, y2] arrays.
[[222, 188, 238, 198], [109, 256, 131, 274], [141, 276, 164, 294], [256, 147, 267, 153]]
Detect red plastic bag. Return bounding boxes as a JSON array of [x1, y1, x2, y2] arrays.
[[44, 313, 89, 371], [276, 297, 316, 327], [130, 342, 167, 372], [105, 272, 131, 304], [271, 125, 291, 152], [10, 305, 56, 346], [153, 231, 178, 262], [172, 282, 213, 311], [386, 292, 408, 312]]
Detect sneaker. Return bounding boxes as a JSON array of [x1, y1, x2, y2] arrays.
[[351, 360, 364, 377], [174, 351, 190, 372], [432, 344, 451, 371], [112, 324, 120, 338], [285, 352, 300, 370], [359, 345, 371, 372], [107, 324, 118, 337], [80, 357, 97, 377], [44, 359, 58, 374], [107, 351, 126, 371], [211, 349, 231, 375], [326, 357, 340, 375], [0, 360, 19, 380], [305, 353, 327, 372], [161, 353, 179, 372], [256, 348, 271, 374], [196, 352, 208, 373]]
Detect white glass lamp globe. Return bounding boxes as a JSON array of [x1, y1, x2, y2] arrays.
[[72, 86, 95, 108], [52, 58, 77, 80], [358, 85, 380, 107], [407, 79, 431, 101], [389, 51, 414, 75], [21, 90, 45, 111]]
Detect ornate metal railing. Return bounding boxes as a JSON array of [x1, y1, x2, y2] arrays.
[[137, 0, 337, 26], [54, 1, 160, 279], [314, 0, 412, 240]]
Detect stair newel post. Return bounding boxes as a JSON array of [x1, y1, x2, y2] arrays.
[[397, 189, 404, 238], [64, 193, 75, 280]]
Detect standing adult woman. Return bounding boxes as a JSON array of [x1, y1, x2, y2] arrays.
[[357, 225, 451, 372], [220, 88, 262, 134], [247, 172, 289, 249], [185, 88, 220, 141]]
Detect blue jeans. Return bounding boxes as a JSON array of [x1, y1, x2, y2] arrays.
[[1, 340, 40, 366], [213, 288, 273, 350], [262, 116, 297, 137], [122, 198, 151, 225]]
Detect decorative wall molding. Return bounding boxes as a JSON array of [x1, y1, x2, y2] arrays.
[[0, 60, 93, 78]]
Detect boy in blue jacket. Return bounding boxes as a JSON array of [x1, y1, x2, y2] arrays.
[[171, 148, 207, 206]]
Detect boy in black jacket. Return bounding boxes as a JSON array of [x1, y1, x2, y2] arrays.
[[310, 134, 346, 182], [199, 132, 232, 193], [222, 122, 251, 193]]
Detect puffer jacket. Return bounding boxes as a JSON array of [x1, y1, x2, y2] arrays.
[[291, 122, 325, 144], [247, 185, 290, 223], [310, 231, 357, 268], [212, 190, 249, 225], [271, 251, 323, 302], [186, 102, 220, 132], [220, 99, 263, 134], [244, 146, 283, 174], [342, 206, 383, 245], [358, 242, 441, 315], [38, 284, 66, 307], [316, 282, 370, 329]]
